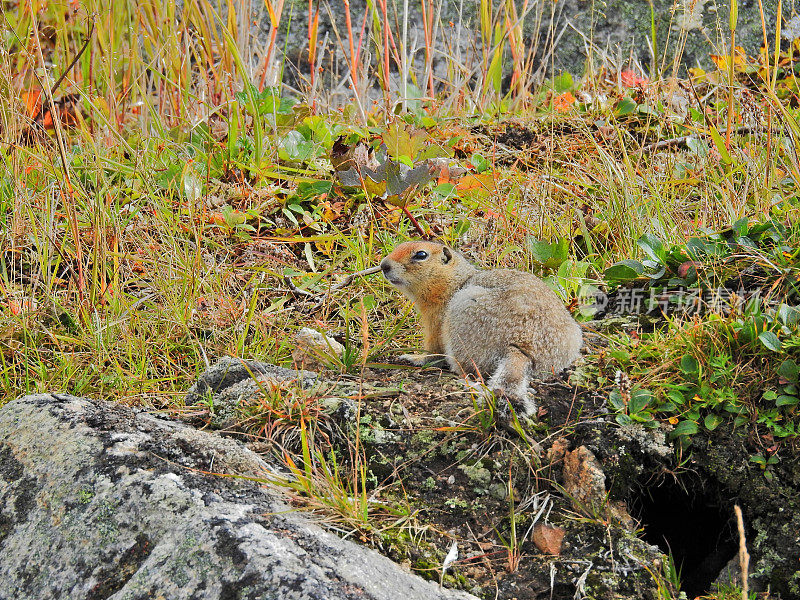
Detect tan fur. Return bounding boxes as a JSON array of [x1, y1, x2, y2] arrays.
[[381, 241, 583, 417]]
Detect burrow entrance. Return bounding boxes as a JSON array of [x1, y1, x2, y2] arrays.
[[629, 474, 739, 597]]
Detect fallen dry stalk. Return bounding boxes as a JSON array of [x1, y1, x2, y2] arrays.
[[285, 265, 382, 308], [734, 504, 750, 600]]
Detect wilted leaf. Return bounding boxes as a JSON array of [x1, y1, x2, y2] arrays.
[[553, 91, 576, 113], [183, 168, 202, 204], [620, 69, 649, 87], [383, 121, 427, 161], [709, 47, 747, 72], [704, 413, 723, 430]]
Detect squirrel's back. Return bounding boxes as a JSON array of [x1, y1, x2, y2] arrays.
[[444, 268, 582, 378]]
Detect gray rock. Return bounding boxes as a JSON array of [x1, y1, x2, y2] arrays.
[[185, 357, 318, 429], [0, 393, 476, 600], [186, 356, 318, 405]]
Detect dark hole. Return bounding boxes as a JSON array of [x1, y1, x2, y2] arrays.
[[630, 476, 738, 597]]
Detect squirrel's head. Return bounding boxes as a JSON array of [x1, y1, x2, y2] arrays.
[[380, 241, 473, 303]]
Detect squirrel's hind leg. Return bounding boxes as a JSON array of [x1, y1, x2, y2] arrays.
[[488, 345, 537, 417]]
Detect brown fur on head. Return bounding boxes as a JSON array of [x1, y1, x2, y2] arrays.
[[380, 241, 471, 304], [381, 241, 477, 354]]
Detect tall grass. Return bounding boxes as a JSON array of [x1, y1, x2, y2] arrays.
[[2, 0, 797, 405]]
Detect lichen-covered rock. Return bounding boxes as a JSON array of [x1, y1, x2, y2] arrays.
[[184, 357, 318, 429], [0, 393, 477, 600]]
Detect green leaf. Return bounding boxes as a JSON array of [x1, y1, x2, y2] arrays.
[[758, 331, 782, 352], [615, 413, 633, 426], [553, 72, 573, 92], [667, 390, 687, 406], [361, 294, 377, 311], [778, 304, 800, 327], [529, 238, 569, 269], [776, 395, 799, 407], [615, 97, 637, 116], [279, 130, 315, 162], [605, 260, 645, 282], [629, 389, 652, 413], [470, 153, 491, 173], [732, 217, 749, 237], [637, 233, 667, 264], [686, 136, 708, 156], [778, 358, 800, 383], [704, 413, 723, 430], [296, 180, 333, 199], [631, 411, 655, 423], [608, 389, 625, 411], [680, 354, 700, 376], [708, 126, 733, 164], [486, 28, 504, 95], [671, 420, 699, 437]]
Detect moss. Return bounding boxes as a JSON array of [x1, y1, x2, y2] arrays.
[[458, 463, 492, 494]]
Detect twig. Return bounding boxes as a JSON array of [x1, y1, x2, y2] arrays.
[[28, 3, 86, 307], [328, 265, 382, 292], [734, 505, 750, 600], [284, 275, 316, 298], [285, 265, 382, 308], [642, 125, 781, 153], [50, 19, 95, 95], [402, 206, 427, 237]]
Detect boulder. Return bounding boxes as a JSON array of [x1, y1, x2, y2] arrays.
[[0, 393, 476, 600]]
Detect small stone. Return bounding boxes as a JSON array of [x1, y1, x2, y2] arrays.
[[563, 445, 607, 513], [293, 327, 345, 369], [532, 524, 565, 555], [547, 437, 570, 480]]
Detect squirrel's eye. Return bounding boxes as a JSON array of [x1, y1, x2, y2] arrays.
[[412, 250, 429, 260]]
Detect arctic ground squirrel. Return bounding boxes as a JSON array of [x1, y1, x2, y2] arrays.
[[380, 240, 583, 417]]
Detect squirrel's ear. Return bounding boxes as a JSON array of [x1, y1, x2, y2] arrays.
[[442, 247, 453, 263]]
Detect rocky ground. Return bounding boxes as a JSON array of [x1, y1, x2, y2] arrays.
[[1, 356, 797, 599], [181, 355, 800, 599]]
